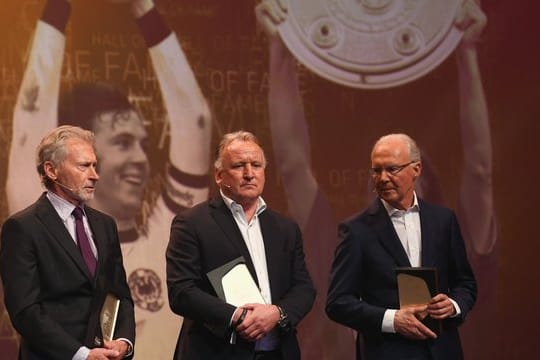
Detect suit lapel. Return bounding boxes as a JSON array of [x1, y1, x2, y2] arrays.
[[418, 199, 436, 268], [258, 211, 283, 299], [368, 199, 411, 267], [209, 196, 259, 285], [35, 194, 94, 280], [85, 207, 108, 282]]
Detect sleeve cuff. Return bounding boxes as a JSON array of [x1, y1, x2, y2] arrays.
[[116, 338, 134, 357], [382, 309, 397, 333], [168, 164, 210, 189], [448, 298, 462, 318], [135, 7, 171, 48], [72, 346, 90, 360], [42, 0, 71, 33]]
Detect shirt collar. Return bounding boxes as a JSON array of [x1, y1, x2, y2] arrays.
[[381, 191, 419, 217], [46, 190, 85, 221], [220, 189, 267, 217]]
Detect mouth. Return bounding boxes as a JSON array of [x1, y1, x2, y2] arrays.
[[121, 172, 147, 186]]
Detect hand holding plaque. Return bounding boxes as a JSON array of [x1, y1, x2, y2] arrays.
[[100, 293, 120, 342], [207, 257, 265, 344], [396, 267, 441, 335]]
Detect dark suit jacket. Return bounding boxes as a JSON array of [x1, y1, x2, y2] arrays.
[[166, 195, 315, 360], [0, 193, 135, 360], [326, 198, 476, 360]]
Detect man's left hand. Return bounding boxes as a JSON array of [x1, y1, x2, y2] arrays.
[[455, 0, 487, 48], [427, 293, 456, 320], [104, 340, 129, 360]]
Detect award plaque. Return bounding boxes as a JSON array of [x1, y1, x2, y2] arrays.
[[275, 0, 463, 88], [396, 267, 441, 335], [100, 293, 120, 342], [207, 257, 265, 306]]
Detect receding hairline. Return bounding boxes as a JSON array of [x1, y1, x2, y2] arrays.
[[371, 133, 421, 162], [214, 130, 267, 170]]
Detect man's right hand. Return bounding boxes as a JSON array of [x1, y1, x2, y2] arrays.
[[87, 347, 120, 360], [255, 0, 287, 37], [394, 305, 437, 340]]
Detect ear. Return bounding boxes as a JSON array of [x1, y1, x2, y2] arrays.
[[43, 161, 57, 180], [214, 167, 222, 187], [412, 161, 422, 179]]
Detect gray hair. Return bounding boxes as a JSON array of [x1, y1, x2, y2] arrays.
[[214, 130, 267, 170], [36, 125, 95, 189], [373, 133, 421, 162]]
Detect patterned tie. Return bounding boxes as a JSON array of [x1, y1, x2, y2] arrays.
[[72, 207, 97, 277]]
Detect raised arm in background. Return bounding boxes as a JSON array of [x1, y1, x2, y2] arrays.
[[130, 0, 212, 211], [455, 0, 496, 256], [7, 0, 69, 214], [256, 0, 318, 230]]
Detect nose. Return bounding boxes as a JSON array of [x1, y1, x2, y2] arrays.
[[243, 164, 254, 179], [90, 165, 100, 180], [374, 171, 390, 188], [131, 141, 149, 164], [378, 169, 391, 182]]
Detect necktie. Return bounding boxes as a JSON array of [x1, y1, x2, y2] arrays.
[[72, 207, 97, 277]]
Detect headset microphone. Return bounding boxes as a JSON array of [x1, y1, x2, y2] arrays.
[[53, 179, 75, 193]]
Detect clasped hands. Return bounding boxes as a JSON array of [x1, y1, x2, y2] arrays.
[[87, 340, 129, 360], [233, 303, 281, 341], [394, 293, 456, 341]]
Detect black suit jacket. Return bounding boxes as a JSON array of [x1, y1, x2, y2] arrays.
[[166, 195, 315, 360], [326, 198, 477, 360], [0, 193, 135, 360]]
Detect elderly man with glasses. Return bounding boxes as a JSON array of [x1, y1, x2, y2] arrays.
[[326, 133, 477, 360]]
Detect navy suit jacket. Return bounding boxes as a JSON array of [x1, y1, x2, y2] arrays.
[[166, 195, 315, 360], [0, 193, 135, 360], [326, 198, 476, 360]]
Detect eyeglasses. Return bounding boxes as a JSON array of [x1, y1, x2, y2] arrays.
[[370, 161, 416, 177]]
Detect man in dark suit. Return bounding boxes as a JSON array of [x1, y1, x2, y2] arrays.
[[326, 133, 477, 360], [166, 130, 315, 360], [0, 125, 135, 359]]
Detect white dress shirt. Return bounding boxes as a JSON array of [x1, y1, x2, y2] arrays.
[[382, 193, 422, 267]]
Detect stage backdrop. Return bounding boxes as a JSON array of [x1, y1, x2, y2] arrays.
[[1, 1, 539, 359]]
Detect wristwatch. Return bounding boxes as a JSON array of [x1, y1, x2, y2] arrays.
[[276, 306, 289, 330]]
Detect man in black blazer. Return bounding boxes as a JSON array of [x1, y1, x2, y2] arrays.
[[166, 130, 315, 360], [0, 126, 135, 359], [326, 133, 476, 360]]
